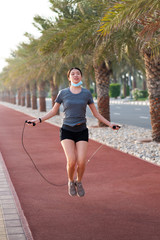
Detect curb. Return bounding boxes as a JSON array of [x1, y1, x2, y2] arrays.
[[110, 100, 149, 106], [92, 98, 149, 106]]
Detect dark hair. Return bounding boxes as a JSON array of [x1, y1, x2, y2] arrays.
[[67, 67, 82, 79]]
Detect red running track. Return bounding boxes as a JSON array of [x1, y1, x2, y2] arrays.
[[0, 104, 160, 240]]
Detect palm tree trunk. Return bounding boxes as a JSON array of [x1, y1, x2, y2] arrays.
[[26, 84, 31, 108], [94, 61, 111, 127], [50, 78, 59, 115], [7, 90, 10, 103], [0, 91, 1, 101], [132, 70, 137, 89], [123, 77, 127, 98], [38, 81, 46, 112], [113, 72, 118, 83], [144, 51, 160, 142], [83, 73, 90, 90], [143, 77, 147, 91], [31, 82, 37, 110], [17, 88, 21, 105], [10, 89, 16, 104], [21, 88, 25, 106]]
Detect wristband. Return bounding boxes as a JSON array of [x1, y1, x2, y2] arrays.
[[39, 118, 42, 123]]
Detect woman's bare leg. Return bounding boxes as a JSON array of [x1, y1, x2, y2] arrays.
[[76, 141, 88, 182], [61, 139, 76, 182]]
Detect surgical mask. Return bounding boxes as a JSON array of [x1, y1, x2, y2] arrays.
[[71, 81, 83, 87]]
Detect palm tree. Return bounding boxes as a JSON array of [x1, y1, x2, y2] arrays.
[[39, 0, 145, 126], [100, 0, 160, 141], [38, 0, 119, 126]]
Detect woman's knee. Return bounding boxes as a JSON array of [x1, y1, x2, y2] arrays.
[[67, 157, 76, 168], [77, 159, 86, 169]]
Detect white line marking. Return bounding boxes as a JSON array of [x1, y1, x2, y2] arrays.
[[135, 108, 141, 111], [114, 113, 120, 115], [140, 116, 149, 119]]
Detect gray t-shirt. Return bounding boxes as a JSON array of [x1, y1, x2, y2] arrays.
[[55, 87, 94, 126]]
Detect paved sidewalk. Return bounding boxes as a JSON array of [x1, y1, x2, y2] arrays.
[[0, 153, 33, 240]]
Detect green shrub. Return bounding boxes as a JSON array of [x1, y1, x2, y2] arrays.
[[132, 88, 143, 100], [140, 90, 148, 98], [109, 83, 121, 98], [90, 88, 94, 94], [92, 93, 97, 99]]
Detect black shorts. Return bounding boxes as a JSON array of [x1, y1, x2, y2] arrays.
[[60, 128, 89, 143]]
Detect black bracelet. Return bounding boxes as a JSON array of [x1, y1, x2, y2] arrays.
[[39, 118, 42, 123]]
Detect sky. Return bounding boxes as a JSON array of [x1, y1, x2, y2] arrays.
[[0, 0, 54, 72]]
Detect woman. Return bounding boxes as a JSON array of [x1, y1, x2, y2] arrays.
[[28, 67, 119, 197]]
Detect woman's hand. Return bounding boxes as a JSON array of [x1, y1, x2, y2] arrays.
[[26, 118, 40, 126], [89, 104, 121, 130], [109, 123, 121, 130]]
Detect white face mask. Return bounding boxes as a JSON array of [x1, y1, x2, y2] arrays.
[[71, 81, 83, 87]]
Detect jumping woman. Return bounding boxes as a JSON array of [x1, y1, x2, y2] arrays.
[[27, 67, 119, 197]]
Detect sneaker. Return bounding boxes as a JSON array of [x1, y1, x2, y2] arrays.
[[68, 181, 77, 196], [75, 181, 85, 197]]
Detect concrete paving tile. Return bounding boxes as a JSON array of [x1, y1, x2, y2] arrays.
[[0, 185, 8, 189], [7, 226, 24, 235], [5, 219, 22, 227], [4, 214, 20, 220], [0, 207, 3, 220], [0, 219, 5, 226], [0, 235, 8, 240], [1, 199, 15, 204], [2, 204, 16, 209], [3, 208, 17, 215], [0, 173, 5, 177], [0, 188, 8, 192], [0, 219, 4, 224], [0, 224, 6, 231], [0, 183, 7, 187], [0, 224, 6, 232], [0, 195, 13, 200], [0, 207, 7, 238], [0, 175, 6, 179], [0, 227, 6, 235], [0, 191, 12, 196], [0, 179, 8, 182], [0, 182, 8, 185], [0, 184, 9, 187], [0, 177, 7, 180], [7, 234, 26, 240], [0, 179, 7, 182], [0, 188, 10, 192]]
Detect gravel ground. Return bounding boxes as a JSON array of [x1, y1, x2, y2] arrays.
[[0, 101, 159, 166]]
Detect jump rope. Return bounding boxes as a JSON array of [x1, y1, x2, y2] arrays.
[[22, 120, 121, 187]]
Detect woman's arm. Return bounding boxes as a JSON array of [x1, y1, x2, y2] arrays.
[[88, 103, 118, 129], [28, 102, 61, 125]]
